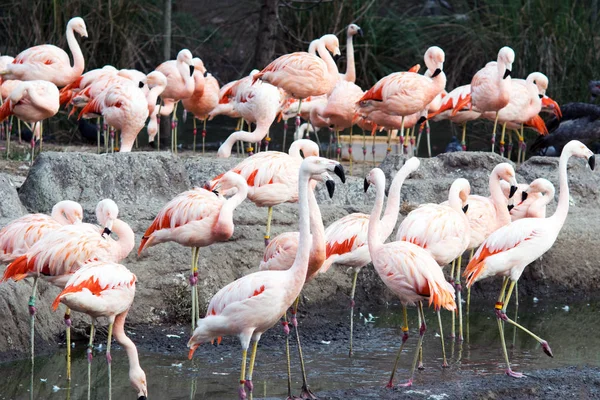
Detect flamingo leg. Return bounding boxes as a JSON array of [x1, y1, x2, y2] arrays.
[[400, 117, 407, 154], [455, 255, 464, 342], [336, 129, 341, 161], [349, 267, 359, 357], [499, 122, 507, 157], [29, 277, 39, 379], [246, 340, 259, 400], [194, 247, 201, 323], [466, 248, 474, 316], [512, 281, 519, 347], [264, 207, 273, 246], [202, 117, 207, 155], [291, 296, 316, 400], [372, 130, 377, 166], [349, 125, 353, 175], [239, 348, 248, 400], [417, 309, 424, 370], [65, 307, 72, 382], [362, 127, 367, 176], [494, 278, 523, 377], [282, 119, 288, 153], [426, 121, 432, 157], [415, 123, 423, 156], [491, 112, 500, 152], [106, 322, 113, 400], [30, 122, 36, 166], [6, 116, 10, 159], [39, 120, 43, 153], [437, 310, 448, 367], [18, 118, 22, 143], [193, 118, 197, 153], [386, 128, 392, 157], [507, 131, 514, 161], [173, 101, 180, 154], [398, 302, 426, 387], [386, 305, 409, 388], [190, 247, 199, 332], [449, 259, 456, 339], [282, 313, 295, 400], [87, 321, 96, 400]]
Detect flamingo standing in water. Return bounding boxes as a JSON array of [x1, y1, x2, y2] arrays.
[[464, 140, 594, 377], [205, 139, 320, 246], [365, 168, 456, 388], [138, 172, 249, 332], [0, 200, 83, 263], [0, 17, 88, 87], [188, 157, 345, 400], [52, 261, 148, 399], [396, 178, 470, 361], [320, 157, 421, 356]]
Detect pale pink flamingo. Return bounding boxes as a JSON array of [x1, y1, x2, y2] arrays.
[[209, 78, 245, 120], [138, 171, 248, 332], [0, 200, 83, 263], [2, 199, 133, 381], [320, 157, 421, 355], [188, 157, 345, 400], [78, 80, 149, 152], [464, 140, 594, 377], [258, 173, 334, 399], [340, 24, 363, 83], [253, 34, 341, 99], [205, 139, 320, 246], [0, 80, 59, 160], [505, 178, 555, 221], [0, 54, 14, 71], [0, 17, 88, 87], [52, 261, 147, 399], [365, 167, 456, 388], [396, 178, 470, 354], [452, 47, 515, 151]]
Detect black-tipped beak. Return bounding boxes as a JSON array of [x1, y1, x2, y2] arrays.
[[358, 28, 364, 37], [431, 68, 442, 78], [507, 204, 514, 211], [521, 191, 528, 202], [326, 180, 335, 198], [189, 65, 195, 76], [384, 187, 389, 197], [334, 164, 346, 183], [363, 178, 370, 193], [138, 396, 147, 400], [589, 155, 595, 170], [212, 190, 219, 196], [416, 116, 427, 125], [102, 227, 112, 238], [138, 81, 144, 88], [462, 204, 469, 214], [204, 70, 208, 77], [538, 94, 544, 99], [509, 185, 518, 199], [333, 54, 341, 62], [503, 69, 511, 79]]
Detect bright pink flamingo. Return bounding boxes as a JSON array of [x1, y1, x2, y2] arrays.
[[396, 178, 470, 350], [2, 199, 133, 381], [0, 17, 87, 87], [464, 140, 594, 377], [320, 157, 421, 356], [0, 200, 82, 263], [205, 139, 320, 246], [452, 47, 515, 151], [182, 66, 220, 153], [138, 172, 248, 332], [52, 261, 147, 399], [188, 157, 345, 400], [365, 167, 456, 388]]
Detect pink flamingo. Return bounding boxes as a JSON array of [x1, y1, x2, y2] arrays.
[[464, 140, 594, 377], [320, 157, 421, 355], [188, 157, 345, 400], [365, 167, 456, 388], [396, 178, 470, 350], [339, 24, 363, 83], [0, 17, 88, 87], [59, 65, 118, 106], [506, 178, 555, 220], [0, 200, 83, 263], [205, 139, 320, 246], [452, 47, 515, 151], [0, 54, 14, 71], [2, 199, 133, 380], [209, 78, 245, 120], [253, 34, 341, 100], [52, 261, 147, 399], [144, 71, 168, 144], [138, 172, 248, 332]]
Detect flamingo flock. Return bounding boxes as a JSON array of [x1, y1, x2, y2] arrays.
[[0, 13, 595, 400]]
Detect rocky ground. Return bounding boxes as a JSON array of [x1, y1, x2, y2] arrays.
[[0, 148, 599, 365]]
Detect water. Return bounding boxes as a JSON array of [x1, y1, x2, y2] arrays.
[[1, 298, 598, 399]]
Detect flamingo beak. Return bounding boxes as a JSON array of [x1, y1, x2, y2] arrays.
[[589, 155, 595, 171], [541, 96, 562, 119], [334, 164, 346, 183], [509, 185, 518, 199], [363, 178, 370, 193], [189, 65, 195, 76], [507, 204, 514, 211], [431, 68, 442, 78], [503, 69, 511, 79], [358, 28, 364, 37], [138, 81, 144, 88], [462, 204, 469, 213], [326, 180, 335, 198], [521, 191, 529, 202]]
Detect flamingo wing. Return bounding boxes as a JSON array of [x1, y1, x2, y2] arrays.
[[259, 232, 298, 271], [0, 215, 61, 262]]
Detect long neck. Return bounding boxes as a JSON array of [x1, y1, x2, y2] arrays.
[[146, 85, 164, 113], [367, 180, 386, 254], [379, 169, 411, 240], [111, 219, 135, 261], [497, 62, 511, 98], [177, 60, 194, 93], [112, 310, 144, 395], [447, 187, 463, 213], [221, 125, 269, 157], [214, 183, 248, 237], [550, 151, 571, 226], [344, 33, 356, 83], [307, 184, 325, 276], [489, 172, 511, 226], [66, 22, 85, 79], [288, 170, 312, 292], [316, 41, 339, 76]]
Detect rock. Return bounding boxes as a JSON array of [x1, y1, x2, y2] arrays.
[[0, 173, 27, 220]]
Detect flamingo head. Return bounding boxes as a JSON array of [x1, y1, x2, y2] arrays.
[[525, 178, 554, 199], [498, 46, 515, 79], [129, 365, 147, 400], [347, 24, 363, 37], [145, 71, 168, 90], [96, 199, 119, 238], [192, 57, 207, 75], [320, 34, 341, 58], [69, 17, 88, 38], [364, 168, 385, 192], [564, 140, 595, 170], [424, 46, 445, 78], [528, 72, 549, 96], [450, 178, 471, 213], [177, 49, 195, 76], [302, 157, 345, 188], [493, 163, 518, 198]]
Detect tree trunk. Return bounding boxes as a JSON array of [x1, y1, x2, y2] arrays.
[[253, 0, 279, 70], [163, 0, 172, 60]]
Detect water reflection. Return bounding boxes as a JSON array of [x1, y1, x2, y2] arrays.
[[1, 299, 598, 399]]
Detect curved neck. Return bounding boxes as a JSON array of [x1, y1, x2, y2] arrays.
[[550, 151, 571, 226], [66, 22, 85, 79], [489, 171, 510, 225], [447, 187, 463, 213], [316, 41, 339, 76], [344, 33, 356, 83], [215, 182, 248, 235], [111, 219, 135, 261], [146, 85, 165, 113], [112, 310, 144, 397], [177, 60, 194, 93], [288, 169, 312, 290], [51, 207, 70, 225], [221, 125, 269, 157], [379, 168, 412, 240], [367, 180, 386, 254]]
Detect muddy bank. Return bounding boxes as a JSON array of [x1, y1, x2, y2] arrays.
[[0, 150, 598, 358]]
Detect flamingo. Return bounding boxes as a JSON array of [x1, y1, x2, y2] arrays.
[[52, 261, 147, 399], [396, 178, 470, 353], [365, 167, 456, 388], [138, 171, 249, 332], [182, 66, 220, 153], [144, 71, 168, 145], [0, 17, 88, 87], [0, 200, 83, 263], [188, 156, 345, 400], [0, 80, 60, 160], [504, 178, 555, 221], [59, 65, 118, 106], [452, 47, 515, 151], [209, 78, 244, 121], [464, 140, 594, 377], [320, 157, 421, 355], [205, 139, 320, 246], [0, 54, 14, 71], [78, 79, 149, 152], [253, 34, 341, 99], [2, 199, 133, 381], [339, 24, 363, 83]]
